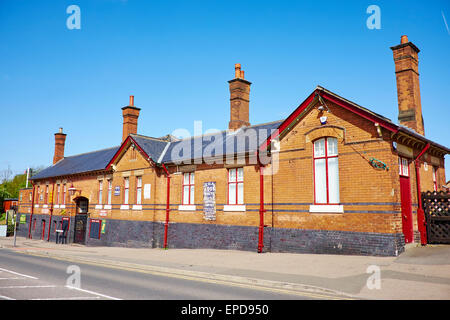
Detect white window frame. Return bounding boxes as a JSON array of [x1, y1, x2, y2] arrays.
[[136, 176, 142, 205], [124, 177, 129, 205], [227, 168, 244, 206], [313, 137, 340, 205], [107, 180, 112, 205], [182, 172, 195, 205], [432, 166, 438, 191], [399, 157, 409, 177]]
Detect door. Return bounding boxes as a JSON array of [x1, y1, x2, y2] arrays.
[[400, 176, 413, 243], [73, 198, 88, 244], [41, 220, 46, 240], [74, 215, 87, 244], [399, 157, 413, 243]]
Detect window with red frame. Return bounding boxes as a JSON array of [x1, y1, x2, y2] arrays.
[[228, 168, 244, 205], [182, 172, 195, 205], [36, 186, 40, 203], [124, 177, 129, 204], [313, 137, 339, 204], [56, 184, 60, 204], [136, 176, 142, 205], [432, 167, 438, 191], [107, 180, 112, 205], [62, 184, 66, 205], [398, 157, 409, 177], [45, 185, 49, 204], [98, 180, 103, 205]]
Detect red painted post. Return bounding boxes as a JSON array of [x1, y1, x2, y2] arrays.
[[414, 143, 430, 245], [162, 164, 171, 249], [28, 183, 35, 239], [47, 183, 55, 241], [258, 163, 266, 253]]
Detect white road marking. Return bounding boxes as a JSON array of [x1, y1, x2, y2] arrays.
[[0, 295, 15, 300], [32, 296, 101, 300], [0, 267, 38, 279], [65, 286, 122, 300], [0, 277, 22, 280], [0, 285, 56, 289]]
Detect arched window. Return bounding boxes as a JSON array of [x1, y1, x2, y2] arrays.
[[313, 137, 339, 204]]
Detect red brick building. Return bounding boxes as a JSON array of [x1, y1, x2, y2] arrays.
[[18, 36, 448, 256]]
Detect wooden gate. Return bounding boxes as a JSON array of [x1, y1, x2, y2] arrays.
[[422, 191, 450, 244]]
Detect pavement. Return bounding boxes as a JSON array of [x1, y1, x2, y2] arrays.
[[1, 236, 449, 300]]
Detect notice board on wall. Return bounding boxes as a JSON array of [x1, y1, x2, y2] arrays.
[[203, 182, 216, 221], [90, 219, 101, 239], [144, 184, 151, 199]]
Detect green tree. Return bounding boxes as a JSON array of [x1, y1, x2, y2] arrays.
[[0, 187, 12, 214], [0, 166, 43, 212]]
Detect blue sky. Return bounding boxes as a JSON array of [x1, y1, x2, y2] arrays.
[[0, 0, 449, 178]]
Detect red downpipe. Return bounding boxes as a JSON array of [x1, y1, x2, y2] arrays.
[[28, 182, 35, 239], [258, 159, 266, 253], [414, 143, 430, 245], [47, 182, 55, 241], [161, 164, 171, 249]]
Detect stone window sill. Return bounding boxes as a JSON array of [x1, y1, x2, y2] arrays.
[[223, 205, 246, 212], [178, 205, 196, 211], [309, 205, 344, 214]]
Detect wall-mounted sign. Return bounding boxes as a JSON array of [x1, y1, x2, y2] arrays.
[[19, 215, 26, 224], [99, 210, 108, 217], [114, 186, 120, 196], [101, 220, 106, 234], [144, 184, 151, 199], [203, 182, 216, 221], [90, 219, 101, 239]]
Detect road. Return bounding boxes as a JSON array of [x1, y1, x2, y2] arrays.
[[0, 249, 334, 301]]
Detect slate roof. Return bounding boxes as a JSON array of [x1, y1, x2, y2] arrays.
[[31, 86, 448, 180], [160, 120, 284, 164], [130, 134, 170, 162], [31, 146, 120, 180]]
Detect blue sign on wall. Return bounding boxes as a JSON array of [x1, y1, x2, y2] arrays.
[[114, 186, 120, 196]]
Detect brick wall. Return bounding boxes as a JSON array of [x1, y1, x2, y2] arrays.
[[18, 97, 446, 255]]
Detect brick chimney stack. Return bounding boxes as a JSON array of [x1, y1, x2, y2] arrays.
[[228, 63, 251, 131], [122, 95, 141, 142], [53, 127, 67, 164], [391, 35, 425, 135]]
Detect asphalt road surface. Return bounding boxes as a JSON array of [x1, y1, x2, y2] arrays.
[[0, 249, 335, 301]]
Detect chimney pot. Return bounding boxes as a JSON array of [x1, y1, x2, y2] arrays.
[[229, 64, 251, 131], [53, 128, 67, 164], [235, 63, 241, 79], [400, 35, 409, 44], [122, 96, 141, 142]]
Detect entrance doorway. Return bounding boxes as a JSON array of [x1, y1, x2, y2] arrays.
[[399, 157, 413, 243], [73, 197, 88, 244]]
